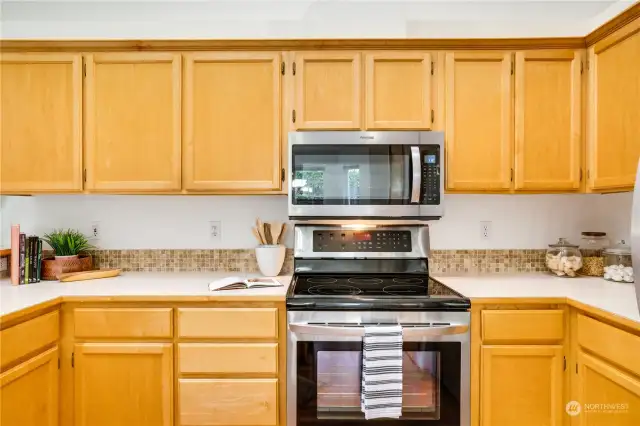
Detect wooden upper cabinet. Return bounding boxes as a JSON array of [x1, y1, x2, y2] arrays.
[[293, 51, 362, 129], [0, 53, 82, 193], [445, 52, 513, 191], [183, 52, 282, 191], [84, 53, 182, 192], [74, 342, 172, 426], [577, 350, 640, 425], [514, 50, 582, 191], [481, 345, 563, 426], [0, 347, 58, 426], [588, 20, 640, 191], [364, 52, 432, 129]]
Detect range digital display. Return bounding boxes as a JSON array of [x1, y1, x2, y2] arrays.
[[353, 232, 372, 241]]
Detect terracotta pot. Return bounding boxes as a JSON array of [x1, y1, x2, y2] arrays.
[[42, 254, 93, 280]]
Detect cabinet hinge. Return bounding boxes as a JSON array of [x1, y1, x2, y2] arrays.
[[580, 61, 584, 74], [281, 62, 285, 75], [83, 62, 86, 78], [292, 62, 296, 76], [431, 61, 434, 76], [510, 168, 514, 182], [292, 110, 296, 124], [510, 61, 514, 75], [579, 168, 583, 182], [431, 110, 434, 123], [563, 356, 566, 371], [576, 363, 578, 374], [587, 170, 591, 180], [281, 168, 285, 182], [587, 60, 590, 71], [71, 353, 75, 368], [58, 358, 61, 369], [83, 169, 87, 182]]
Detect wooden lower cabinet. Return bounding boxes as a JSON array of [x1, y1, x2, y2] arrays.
[[576, 350, 640, 425], [74, 342, 173, 426], [480, 345, 563, 426], [0, 347, 59, 426], [179, 378, 278, 426]]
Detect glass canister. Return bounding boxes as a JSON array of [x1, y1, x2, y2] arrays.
[[579, 232, 609, 276], [546, 238, 583, 277], [603, 240, 634, 282]]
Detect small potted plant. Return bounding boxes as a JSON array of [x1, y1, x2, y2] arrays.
[[41, 229, 94, 279]]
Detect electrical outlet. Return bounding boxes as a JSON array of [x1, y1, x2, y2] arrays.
[[209, 221, 222, 242], [91, 221, 101, 240], [480, 221, 491, 240]]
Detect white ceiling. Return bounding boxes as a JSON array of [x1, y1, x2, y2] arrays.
[[0, 0, 636, 39]]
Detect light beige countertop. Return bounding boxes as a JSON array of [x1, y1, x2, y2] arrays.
[[2, 272, 639, 327], [0, 272, 292, 319], [436, 274, 640, 324]]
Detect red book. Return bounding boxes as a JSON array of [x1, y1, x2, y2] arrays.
[[10, 225, 19, 285]]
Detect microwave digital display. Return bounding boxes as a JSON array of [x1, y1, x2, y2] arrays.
[[424, 154, 437, 164]]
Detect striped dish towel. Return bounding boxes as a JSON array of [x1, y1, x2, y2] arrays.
[[361, 325, 403, 419]]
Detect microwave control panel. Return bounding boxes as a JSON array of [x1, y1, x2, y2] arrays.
[[421, 145, 441, 205], [313, 230, 412, 252]]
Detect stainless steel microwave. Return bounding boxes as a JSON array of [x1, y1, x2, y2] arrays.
[[288, 131, 444, 220]]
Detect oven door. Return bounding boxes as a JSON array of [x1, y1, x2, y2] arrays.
[[288, 131, 443, 220], [287, 311, 470, 426]]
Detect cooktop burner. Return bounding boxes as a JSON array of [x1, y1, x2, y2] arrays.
[[292, 275, 444, 297]]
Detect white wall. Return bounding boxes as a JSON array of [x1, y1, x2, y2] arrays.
[[0, 0, 618, 39], [1, 193, 632, 250]]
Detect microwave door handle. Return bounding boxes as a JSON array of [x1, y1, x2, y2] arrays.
[[410, 146, 421, 204], [289, 323, 469, 337]]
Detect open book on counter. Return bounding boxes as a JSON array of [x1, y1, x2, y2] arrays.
[[208, 276, 283, 291]]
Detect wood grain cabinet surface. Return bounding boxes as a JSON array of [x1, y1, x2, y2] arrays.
[[177, 307, 278, 339], [0, 310, 59, 369], [0, 53, 83, 193], [0, 347, 59, 426], [293, 51, 362, 129], [514, 50, 582, 191], [183, 52, 282, 191], [480, 345, 564, 426], [445, 52, 513, 191], [364, 52, 432, 129], [73, 307, 173, 339], [84, 53, 182, 192], [73, 342, 173, 426], [587, 19, 640, 191]]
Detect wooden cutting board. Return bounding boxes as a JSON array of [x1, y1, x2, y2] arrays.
[[58, 269, 121, 282]]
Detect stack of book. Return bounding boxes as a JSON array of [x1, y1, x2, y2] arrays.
[[11, 224, 44, 285]]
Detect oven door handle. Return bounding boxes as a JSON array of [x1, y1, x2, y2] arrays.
[[289, 323, 468, 337], [410, 146, 421, 204]]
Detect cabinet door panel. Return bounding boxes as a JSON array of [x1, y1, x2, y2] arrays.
[[74, 343, 172, 426], [0, 347, 58, 426], [85, 53, 181, 191], [294, 52, 361, 129], [0, 54, 82, 193], [184, 52, 281, 191], [515, 50, 581, 191], [365, 52, 432, 129], [481, 345, 563, 426], [588, 22, 640, 190], [577, 350, 640, 426], [445, 52, 513, 191]]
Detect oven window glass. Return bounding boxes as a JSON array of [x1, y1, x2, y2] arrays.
[[291, 145, 410, 205], [297, 342, 460, 425]]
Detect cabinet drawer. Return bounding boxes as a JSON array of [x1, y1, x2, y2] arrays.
[[577, 314, 640, 376], [179, 378, 278, 425], [1, 311, 59, 368], [179, 343, 278, 375], [74, 308, 172, 338], [482, 310, 564, 343], [177, 308, 278, 339]]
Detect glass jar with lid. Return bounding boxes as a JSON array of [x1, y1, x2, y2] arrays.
[[580, 232, 609, 276], [603, 240, 634, 282], [546, 238, 583, 277]]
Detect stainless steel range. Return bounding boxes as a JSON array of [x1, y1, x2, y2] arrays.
[[287, 224, 471, 426]]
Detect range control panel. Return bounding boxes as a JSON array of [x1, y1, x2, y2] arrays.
[[313, 230, 412, 252]]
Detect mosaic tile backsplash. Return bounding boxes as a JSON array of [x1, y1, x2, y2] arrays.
[[79, 249, 547, 274]]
